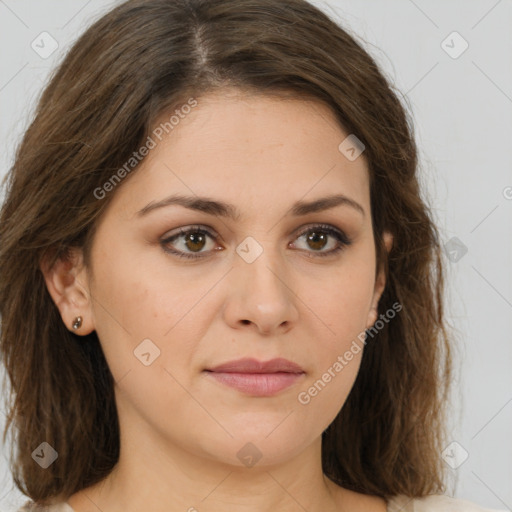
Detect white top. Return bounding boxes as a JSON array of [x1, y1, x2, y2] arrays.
[[16, 494, 508, 511], [387, 494, 507, 511]]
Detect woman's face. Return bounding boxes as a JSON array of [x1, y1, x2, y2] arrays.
[[68, 90, 392, 468]]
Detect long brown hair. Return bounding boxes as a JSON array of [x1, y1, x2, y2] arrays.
[[0, 0, 453, 503]]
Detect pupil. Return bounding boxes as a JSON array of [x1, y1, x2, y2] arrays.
[[186, 232, 205, 252], [307, 231, 327, 250]]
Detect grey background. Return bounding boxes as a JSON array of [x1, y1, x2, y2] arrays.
[[0, 1, 511, 511]]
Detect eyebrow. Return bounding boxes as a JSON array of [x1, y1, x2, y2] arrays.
[[136, 193, 365, 219]]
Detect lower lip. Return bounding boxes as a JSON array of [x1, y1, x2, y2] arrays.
[[205, 371, 305, 396]]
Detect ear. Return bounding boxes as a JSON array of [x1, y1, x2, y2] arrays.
[[40, 247, 95, 335], [366, 231, 393, 329]]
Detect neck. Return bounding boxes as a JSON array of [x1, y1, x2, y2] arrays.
[[69, 433, 346, 512]]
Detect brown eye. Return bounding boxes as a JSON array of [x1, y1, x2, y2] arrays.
[[160, 223, 351, 261], [182, 231, 207, 252], [292, 224, 352, 257], [304, 231, 328, 251], [160, 226, 218, 259]]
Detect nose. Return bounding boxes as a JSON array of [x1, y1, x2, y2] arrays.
[[222, 247, 299, 336]]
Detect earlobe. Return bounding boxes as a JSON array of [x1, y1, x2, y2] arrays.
[[382, 231, 393, 254], [39, 248, 95, 335]]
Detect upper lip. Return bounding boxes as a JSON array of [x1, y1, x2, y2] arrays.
[[206, 357, 305, 374]]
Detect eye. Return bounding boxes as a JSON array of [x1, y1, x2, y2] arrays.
[[160, 226, 219, 260], [291, 224, 352, 258], [160, 223, 352, 260]]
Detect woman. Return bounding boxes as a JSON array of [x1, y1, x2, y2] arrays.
[[0, 0, 503, 511]]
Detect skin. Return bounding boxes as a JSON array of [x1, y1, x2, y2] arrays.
[[42, 89, 392, 512]]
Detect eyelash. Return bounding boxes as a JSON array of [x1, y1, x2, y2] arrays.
[[160, 224, 352, 260]]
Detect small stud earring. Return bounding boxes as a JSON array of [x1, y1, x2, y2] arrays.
[[72, 316, 83, 330]]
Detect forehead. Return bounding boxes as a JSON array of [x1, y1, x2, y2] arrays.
[[108, 90, 370, 222]]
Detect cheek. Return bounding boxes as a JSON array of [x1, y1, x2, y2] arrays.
[[295, 270, 369, 423], [89, 236, 165, 331], [300, 257, 375, 340], [294, 255, 374, 409], [88, 242, 217, 383]]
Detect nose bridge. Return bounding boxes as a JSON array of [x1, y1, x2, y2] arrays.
[[226, 234, 299, 333], [236, 234, 289, 299]]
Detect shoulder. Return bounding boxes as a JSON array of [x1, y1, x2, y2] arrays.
[[16, 500, 74, 512], [387, 494, 507, 512]]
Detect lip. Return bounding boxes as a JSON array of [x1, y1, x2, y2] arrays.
[[206, 357, 304, 374], [204, 357, 305, 397]]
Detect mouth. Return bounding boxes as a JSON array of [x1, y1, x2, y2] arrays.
[[203, 357, 306, 397]]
